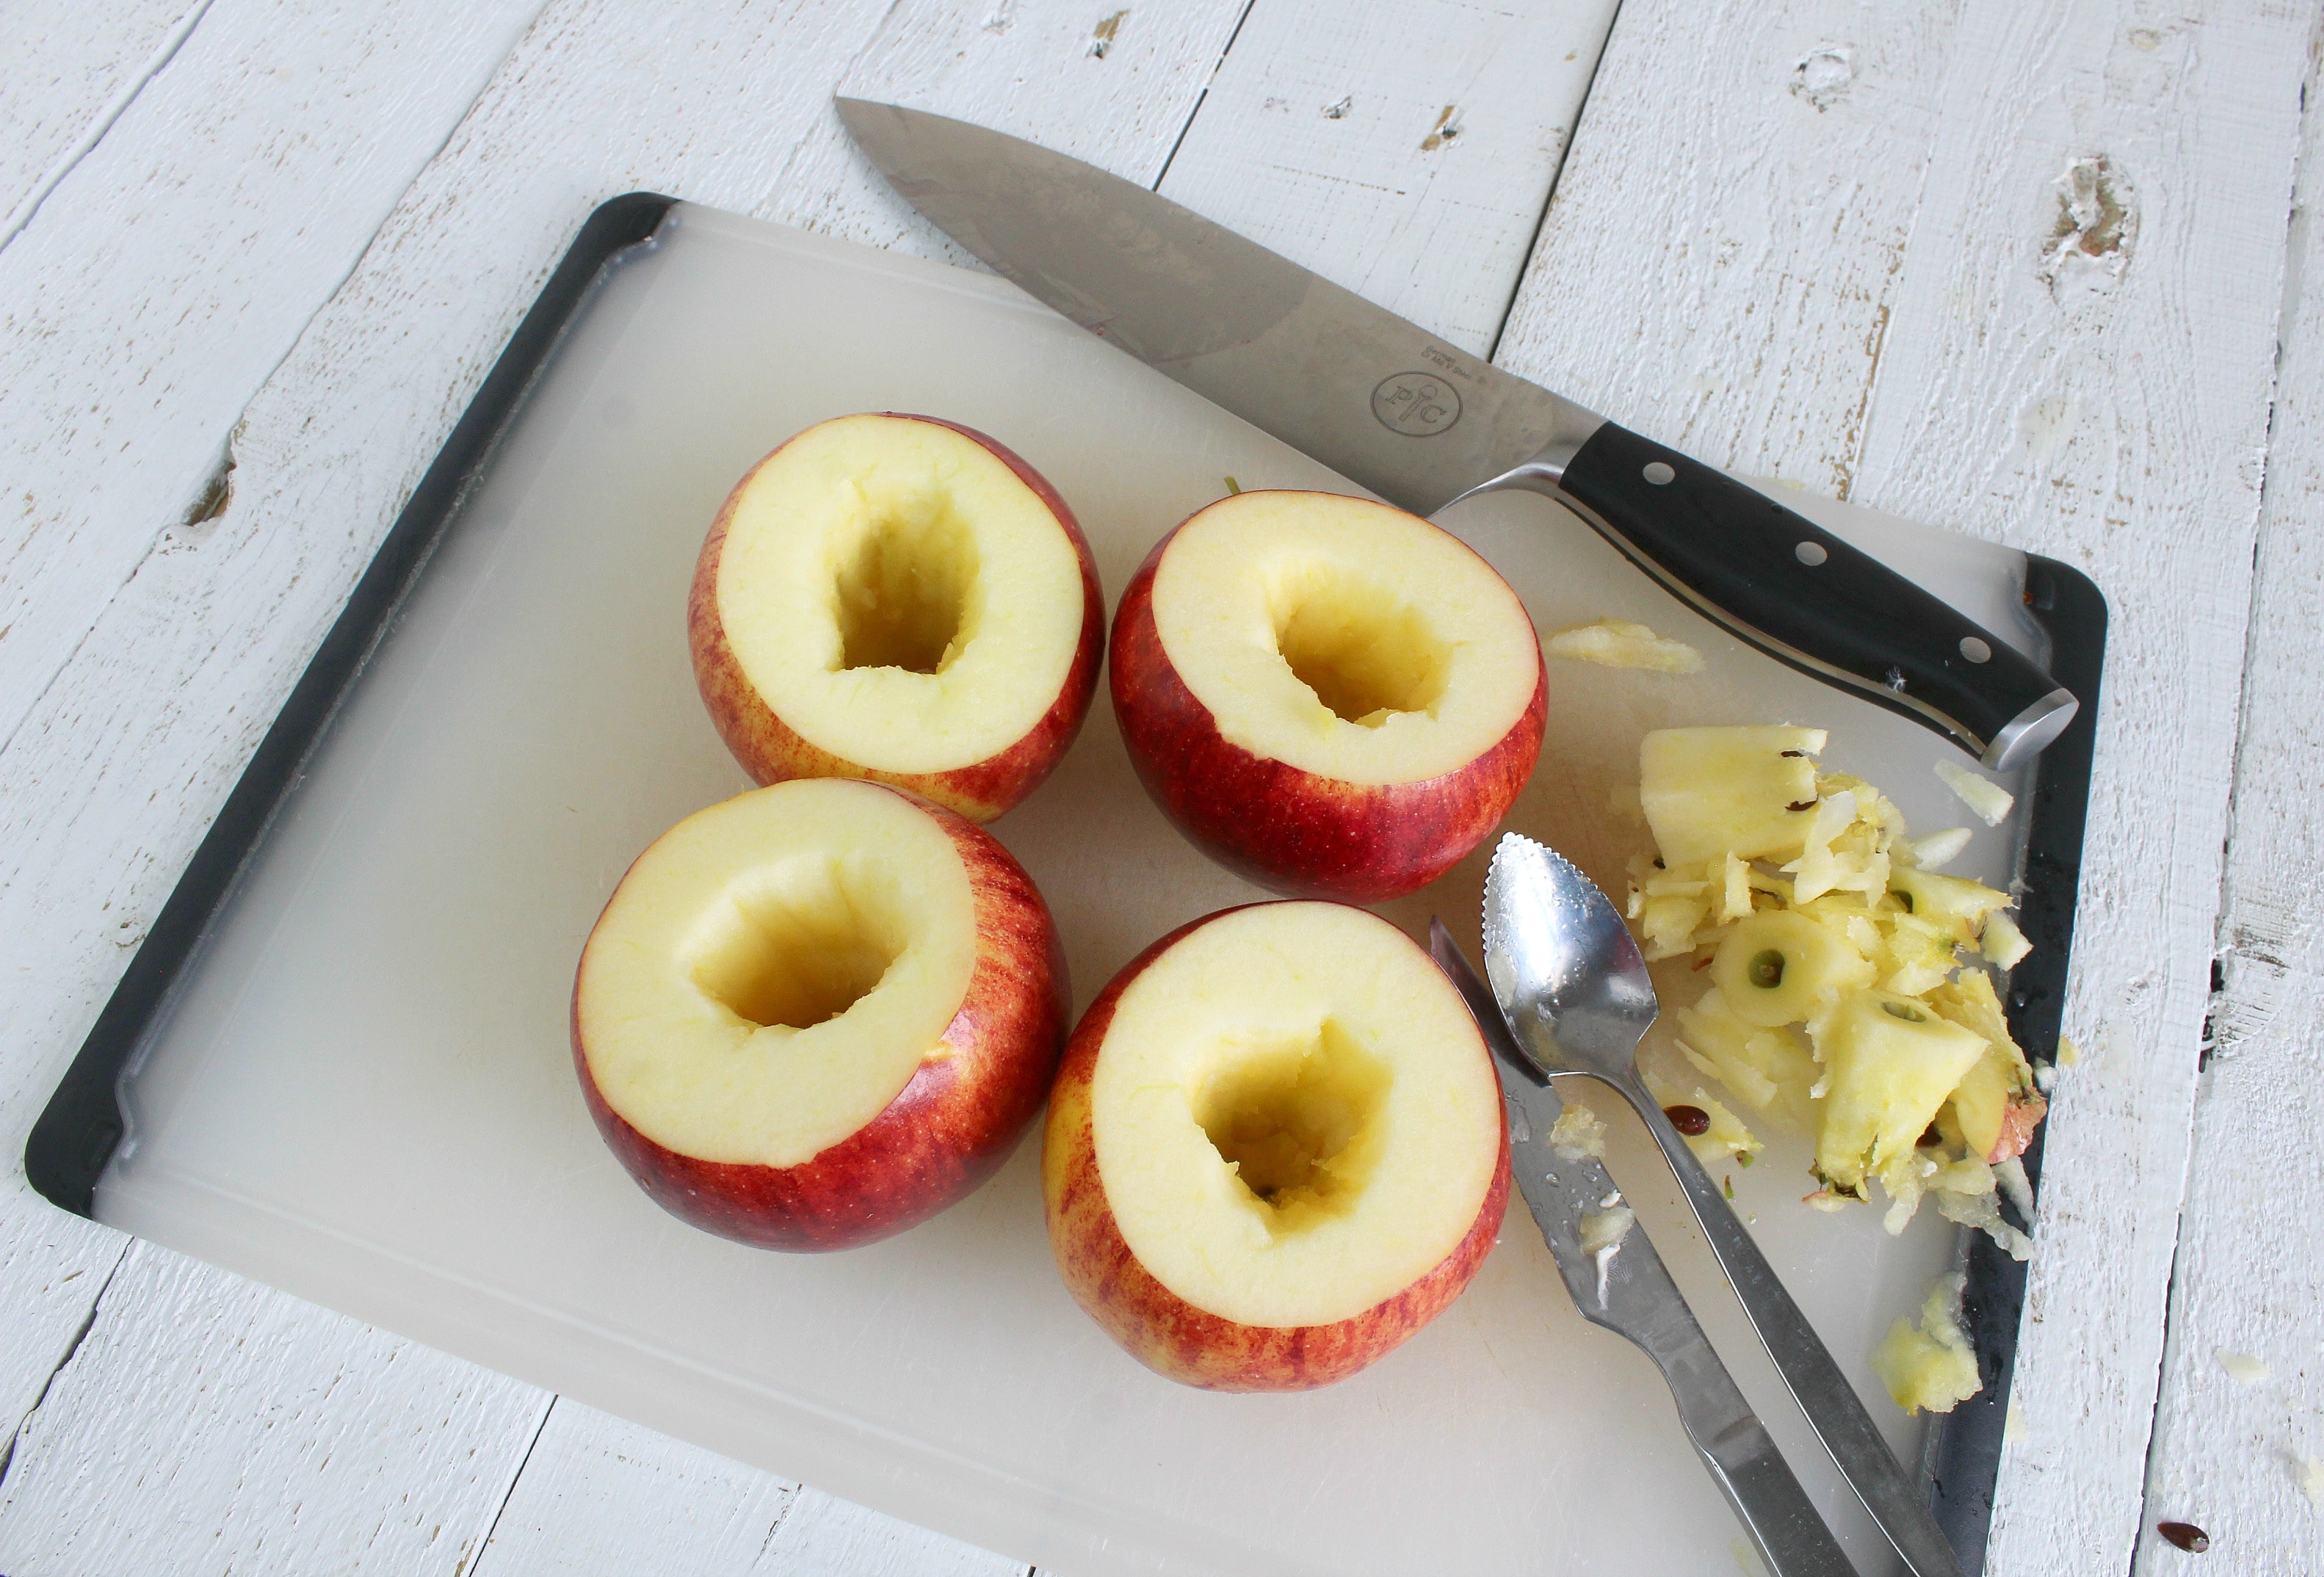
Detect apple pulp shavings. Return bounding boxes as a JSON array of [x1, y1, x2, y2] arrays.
[[1646, 1073, 1762, 1167], [1543, 617, 1705, 674], [1579, 1203, 1635, 1256], [1624, 727, 2046, 1262], [1579, 1203, 1637, 1305], [1872, 1272, 1983, 1414], [1548, 1101, 1608, 1161], [1935, 759, 2015, 827]]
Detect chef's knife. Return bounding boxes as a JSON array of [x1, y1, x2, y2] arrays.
[[1427, 921, 1857, 1577], [836, 98, 2079, 772]]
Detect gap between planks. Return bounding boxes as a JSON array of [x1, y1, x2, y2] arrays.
[[0, 1239, 126, 1492], [0, 0, 217, 254]]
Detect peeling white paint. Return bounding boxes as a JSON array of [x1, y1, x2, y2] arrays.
[[2041, 154, 2135, 302], [1792, 43, 1854, 111]]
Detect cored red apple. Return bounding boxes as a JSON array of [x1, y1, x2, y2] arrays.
[[690, 413, 1104, 822], [572, 778, 1068, 1250], [1043, 902, 1511, 1390], [1109, 490, 1545, 901]]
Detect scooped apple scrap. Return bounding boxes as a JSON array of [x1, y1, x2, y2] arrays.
[[1623, 725, 2046, 1263], [1543, 617, 1704, 674], [1547, 1100, 1608, 1161], [1872, 1272, 1983, 1415]]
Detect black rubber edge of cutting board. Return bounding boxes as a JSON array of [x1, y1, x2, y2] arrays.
[[21, 188, 2107, 1574], [23, 190, 678, 1218], [1925, 551, 2107, 1577]]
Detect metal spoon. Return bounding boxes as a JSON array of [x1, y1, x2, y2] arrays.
[[1429, 921, 1857, 1577], [1482, 832, 1964, 1577]]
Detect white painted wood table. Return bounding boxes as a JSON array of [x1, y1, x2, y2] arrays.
[[0, 1, 2319, 1571]]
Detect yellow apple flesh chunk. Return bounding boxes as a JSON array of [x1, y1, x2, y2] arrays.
[[1873, 1275, 1983, 1414], [1711, 910, 1874, 1027], [1640, 725, 1826, 866], [1812, 989, 1990, 1195]]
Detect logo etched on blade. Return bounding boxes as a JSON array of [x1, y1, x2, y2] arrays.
[[1371, 372, 1463, 436]]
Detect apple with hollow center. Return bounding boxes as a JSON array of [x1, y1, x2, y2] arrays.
[[1109, 490, 1546, 901], [1043, 901, 1511, 1390], [572, 777, 1068, 1250], [689, 413, 1104, 822]]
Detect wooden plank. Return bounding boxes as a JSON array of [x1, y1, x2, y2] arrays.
[[2134, 40, 2324, 1577], [468, 1402, 801, 1575], [1155, 0, 1620, 355], [1499, 1, 2312, 1572], [0, 0, 198, 244], [1848, 10, 2306, 1571], [0, 1197, 123, 1473], [0, 0, 547, 1487], [753, 1487, 1031, 1577], [0, 0, 551, 797], [803, 0, 1256, 255], [1496, 0, 1959, 496], [468, 1399, 1033, 1576], [0, 1241, 551, 1574]]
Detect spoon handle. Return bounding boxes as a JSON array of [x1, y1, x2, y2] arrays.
[[1610, 1073, 1966, 1577]]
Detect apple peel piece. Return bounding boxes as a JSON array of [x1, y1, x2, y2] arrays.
[[1043, 902, 1510, 1390], [573, 778, 1068, 1251]]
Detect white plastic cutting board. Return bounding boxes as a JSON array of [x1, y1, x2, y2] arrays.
[[97, 204, 2050, 1577]]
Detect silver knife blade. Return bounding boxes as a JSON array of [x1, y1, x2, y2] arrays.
[[835, 97, 1599, 517], [1427, 921, 1856, 1577], [836, 96, 2085, 773]]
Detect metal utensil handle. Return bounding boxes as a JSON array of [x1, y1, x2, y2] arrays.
[[1656, 1344, 1860, 1577], [1614, 1073, 1966, 1577]]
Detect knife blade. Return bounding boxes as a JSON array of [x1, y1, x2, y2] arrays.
[[1427, 921, 1856, 1577], [836, 97, 2079, 771]]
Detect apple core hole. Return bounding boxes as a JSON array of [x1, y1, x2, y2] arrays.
[[1193, 1020, 1391, 1230], [1268, 565, 1452, 728], [684, 859, 909, 1031], [831, 498, 980, 675]]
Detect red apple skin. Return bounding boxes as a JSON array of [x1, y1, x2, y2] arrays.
[[1108, 513, 1547, 902], [689, 414, 1105, 823], [1041, 908, 1513, 1391], [573, 789, 1070, 1252], [1987, 1089, 2047, 1164]]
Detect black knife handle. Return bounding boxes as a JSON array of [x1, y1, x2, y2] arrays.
[[1554, 422, 2076, 768]]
